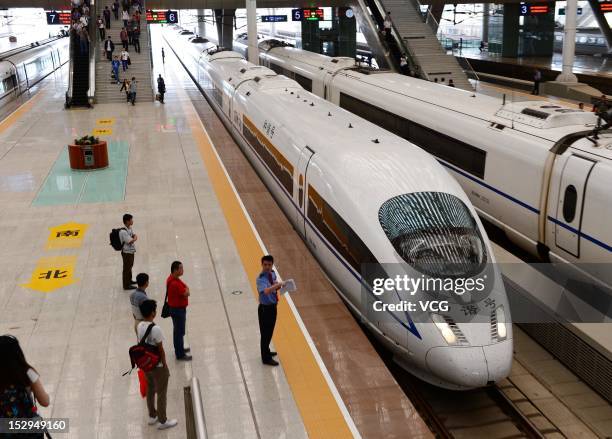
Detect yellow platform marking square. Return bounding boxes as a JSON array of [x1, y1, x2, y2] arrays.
[[47, 222, 89, 249], [93, 128, 112, 136], [21, 256, 78, 293], [96, 118, 115, 125]]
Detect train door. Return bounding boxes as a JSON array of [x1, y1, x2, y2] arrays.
[[295, 146, 315, 237], [323, 72, 334, 101], [554, 155, 596, 258]]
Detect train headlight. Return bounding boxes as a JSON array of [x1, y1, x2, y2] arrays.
[[496, 306, 507, 340], [431, 313, 457, 345]]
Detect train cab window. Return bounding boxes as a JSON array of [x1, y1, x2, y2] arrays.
[[294, 73, 312, 92], [562, 185, 578, 223], [378, 192, 487, 277]]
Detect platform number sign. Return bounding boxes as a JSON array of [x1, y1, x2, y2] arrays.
[[46, 10, 71, 25], [519, 3, 550, 15], [291, 9, 303, 21], [292, 8, 324, 21], [166, 10, 178, 23]]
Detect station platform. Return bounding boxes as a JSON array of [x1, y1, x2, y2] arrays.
[[463, 52, 612, 95], [0, 35, 433, 438]]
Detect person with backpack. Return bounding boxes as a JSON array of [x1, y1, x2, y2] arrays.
[[136, 300, 177, 430], [157, 74, 166, 104], [130, 273, 149, 335], [119, 213, 137, 289], [0, 335, 50, 430]]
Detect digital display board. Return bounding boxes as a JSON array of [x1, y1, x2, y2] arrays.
[[262, 15, 287, 22], [291, 8, 324, 21], [46, 11, 71, 25], [519, 3, 550, 15], [599, 1, 612, 12], [146, 10, 178, 24]]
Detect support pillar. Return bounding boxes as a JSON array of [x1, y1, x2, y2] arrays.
[[556, 0, 578, 82], [197, 9, 206, 37], [502, 3, 519, 57], [246, 0, 258, 62], [215, 9, 235, 50], [482, 3, 489, 44], [587, 0, 612, 52]]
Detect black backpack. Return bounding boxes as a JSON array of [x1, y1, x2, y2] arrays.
[[109, 227, 125, 251]]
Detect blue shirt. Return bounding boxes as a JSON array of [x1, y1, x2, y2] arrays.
[[257, 270, 278, 305]]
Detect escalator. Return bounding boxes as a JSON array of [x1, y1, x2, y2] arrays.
[[67, 32, 90, 107]]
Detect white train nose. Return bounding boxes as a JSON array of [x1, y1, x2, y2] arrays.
[[425, 339, 513, 389]]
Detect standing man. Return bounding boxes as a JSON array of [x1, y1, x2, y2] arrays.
[[103, 6, 111, 29], [119, 213, 137, 290], [383, 11, 392, 42], [532, 68, 542, 95], [121, 48, 130, 72], [120, 27, 129, 50], [130, 273, 149, 335], [166, 261, 192, 361], [122, 9, 130, 28], [97, 16, 105, 41], [137, 300, 178, 430], [256, 255, 284, 366], [128, 77, 137, 105], [157, 74, 166, 104], [104, 36, 115, 61], [112, 0, 120, 20], [112, 56, 121, 83], [132, 24, 141, 53], [161, 47, 165, 64]]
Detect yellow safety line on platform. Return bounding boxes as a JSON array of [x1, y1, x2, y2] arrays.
[[182, 102, 356, 438], [0, 91, 44, 134]]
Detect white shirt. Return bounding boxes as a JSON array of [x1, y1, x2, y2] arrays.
[[122, 11, 130, 20], [121, 51, 129, 61], [119, 227, 135, 253], [98, 19, 104, 28], [384, 17, 392, 29], [137, 322, 164, 367]]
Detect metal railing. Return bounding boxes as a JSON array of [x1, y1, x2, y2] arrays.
[[420, 5, 480, 87], [364, 0, 423, 77], [65, 34, 75, 106], [87, 8, 96, 105], [187, 377, 207, 439]]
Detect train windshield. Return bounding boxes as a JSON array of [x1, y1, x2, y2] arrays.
[[378, 192, 487, 277]]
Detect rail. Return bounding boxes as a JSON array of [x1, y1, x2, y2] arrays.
[[186, 377, 207, 439], [421, 5, 481, 87], [361, 0, 422, 77]]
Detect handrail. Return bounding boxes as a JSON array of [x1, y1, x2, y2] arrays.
[[190, 378, 207, 439], [87, 5, 96, 105], [65, 33, 75, 106], [419, 4, 480, 86], [363, 0, 423, 77]]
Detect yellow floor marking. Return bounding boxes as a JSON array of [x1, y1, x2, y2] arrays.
[[47, 222, 89, 250], [93, 128, 112, 136], [0, 91, 45, 135], [21, 256, 77, 293], [182, 103, 354, 438], [96, 118, 115, 125]]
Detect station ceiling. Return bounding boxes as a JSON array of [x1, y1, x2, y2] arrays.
[[0, 0, 535, 8]]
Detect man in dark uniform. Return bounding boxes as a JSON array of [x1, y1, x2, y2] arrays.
[[256, 255, 285, 366]]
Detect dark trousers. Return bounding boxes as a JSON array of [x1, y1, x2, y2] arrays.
[[121, 252, 134, 288], [113, 10, 119, 20], [145, 366, 169, 424], [129, 92, 136, 105], [123, 19, 128, 27], [106, 50, 113, 60], [122, 40, 128, 50], [159, 92, 164, 103], [105, 18, 111, 29], [99, 28, 105, 40], [169, 307, 187, 358], [133, 38, 140, 53], [122, 59, 128, 71], [258, 304, 277, 361], [532, 80, 540, 95]]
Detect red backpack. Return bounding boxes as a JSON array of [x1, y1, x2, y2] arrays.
[[123, 323, 161, 375]]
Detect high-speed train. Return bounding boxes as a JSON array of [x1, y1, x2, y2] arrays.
[[257, 41, 612, 292], [166, 28, 513, 389], [0, 37, 70, 103]]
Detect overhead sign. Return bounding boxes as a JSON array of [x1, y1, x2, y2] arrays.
[[519, 3, 550, 15], [146, 9, 178, 24], [46, 11, 71, 25], [599, 1, 612, 12], [262, 15, 288, 23], [292, 8, 324, 21], [21, 256, 77, 293]]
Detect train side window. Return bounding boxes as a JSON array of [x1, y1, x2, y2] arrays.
[[270, 63, 284, 75], [294, 73, 312, 92], [306, 184, 378, 272], [562, 185, 577, 223], [339, 92, 486, 179]]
